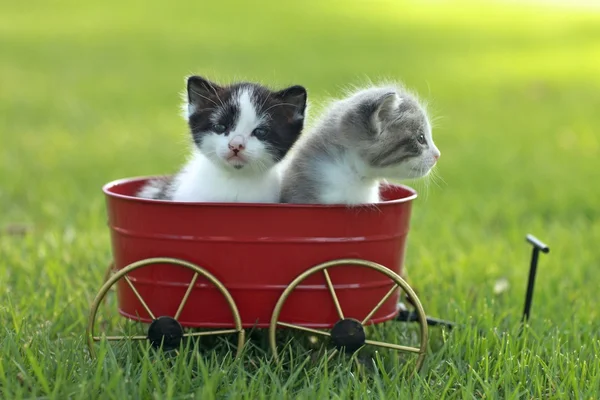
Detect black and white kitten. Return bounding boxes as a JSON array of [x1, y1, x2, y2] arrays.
[[138, 76, 307, 202], [280, 83, 440, 204]]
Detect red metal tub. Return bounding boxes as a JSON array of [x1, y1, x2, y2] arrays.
[[103, 176, 417, 329]]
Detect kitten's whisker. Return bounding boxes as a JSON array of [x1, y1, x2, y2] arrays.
[[427, 175, 438, 190], [259, 92, 272, 112], [436, 172, 447, 186], [205, 83, 225, 108], [263, 102, 297, 113], [189, 89, 220, 108], [429, 167, 445, 188], [430, 171, 440, 187], [430, 115, 446, 124]]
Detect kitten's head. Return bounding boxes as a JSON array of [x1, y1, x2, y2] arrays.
[[340, 86, 440, 181], [185, 76, 307, 173]]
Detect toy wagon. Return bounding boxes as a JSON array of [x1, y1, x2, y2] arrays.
[[86, 176, 432, 372]]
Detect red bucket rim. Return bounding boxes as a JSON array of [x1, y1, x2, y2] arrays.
[[102, 175, 418, 209]]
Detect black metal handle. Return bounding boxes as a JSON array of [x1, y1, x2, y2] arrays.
[[526, 234, 549, 254], [521, 234, 550, 323]]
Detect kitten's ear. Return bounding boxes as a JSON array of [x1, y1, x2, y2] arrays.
[[373, 91, 400, 124], [187, 75, 222, 109], [274, 85, 308, 118]]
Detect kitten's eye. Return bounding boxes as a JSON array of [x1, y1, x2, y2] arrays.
[[417, 134, 427, 145], [212, 124, 226, 134], [252, 127, 269, 139]]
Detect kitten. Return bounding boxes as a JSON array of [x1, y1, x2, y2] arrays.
[[280, 83, 440, 204], [137, 76, 308, 203]]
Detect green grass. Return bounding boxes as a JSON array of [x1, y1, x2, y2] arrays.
[[2, 0, 600, 398]]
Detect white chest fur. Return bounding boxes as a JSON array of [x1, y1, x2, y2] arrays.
[[314, 155, 380, 205], [171, 152, 281, 203]]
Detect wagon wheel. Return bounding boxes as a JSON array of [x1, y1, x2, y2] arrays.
[[86, 257, 245, 359], [99, 262, 117, 304], [102, 262, 116, 284], [268, 259, 428, 374]]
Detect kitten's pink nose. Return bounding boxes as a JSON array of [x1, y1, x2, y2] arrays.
[[228, 136, 246, 151]]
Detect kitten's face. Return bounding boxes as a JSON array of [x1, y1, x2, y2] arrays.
[[345, 90, 440, 180], [186, 76, 307, 173]]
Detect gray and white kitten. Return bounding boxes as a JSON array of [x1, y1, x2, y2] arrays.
[[137, 76, 307, 203], [280, 84, 440, 204]]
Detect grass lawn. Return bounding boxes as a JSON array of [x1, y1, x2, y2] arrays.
[[1, 0, 600, 398]]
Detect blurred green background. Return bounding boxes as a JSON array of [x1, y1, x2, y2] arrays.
[[1, 0, 599, 397]]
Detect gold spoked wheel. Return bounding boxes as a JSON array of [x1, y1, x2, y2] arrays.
[[86, 257, 245, 359], [102, 262, 116, 284], [268, 259, 428, 374], [99, 262, 117, 306]]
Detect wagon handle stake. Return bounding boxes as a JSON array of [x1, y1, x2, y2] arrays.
[[521, 234, 550, 324]]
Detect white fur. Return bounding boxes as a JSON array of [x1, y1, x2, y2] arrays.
[[202, 89, 269, 171], [169, 150, 281, 202], [137, 179, 166, 199], [314, 153, 380, 205]]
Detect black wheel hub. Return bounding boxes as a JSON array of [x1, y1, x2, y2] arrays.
[[330, 318, 366, 353], [147, 316, 184, 350]]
